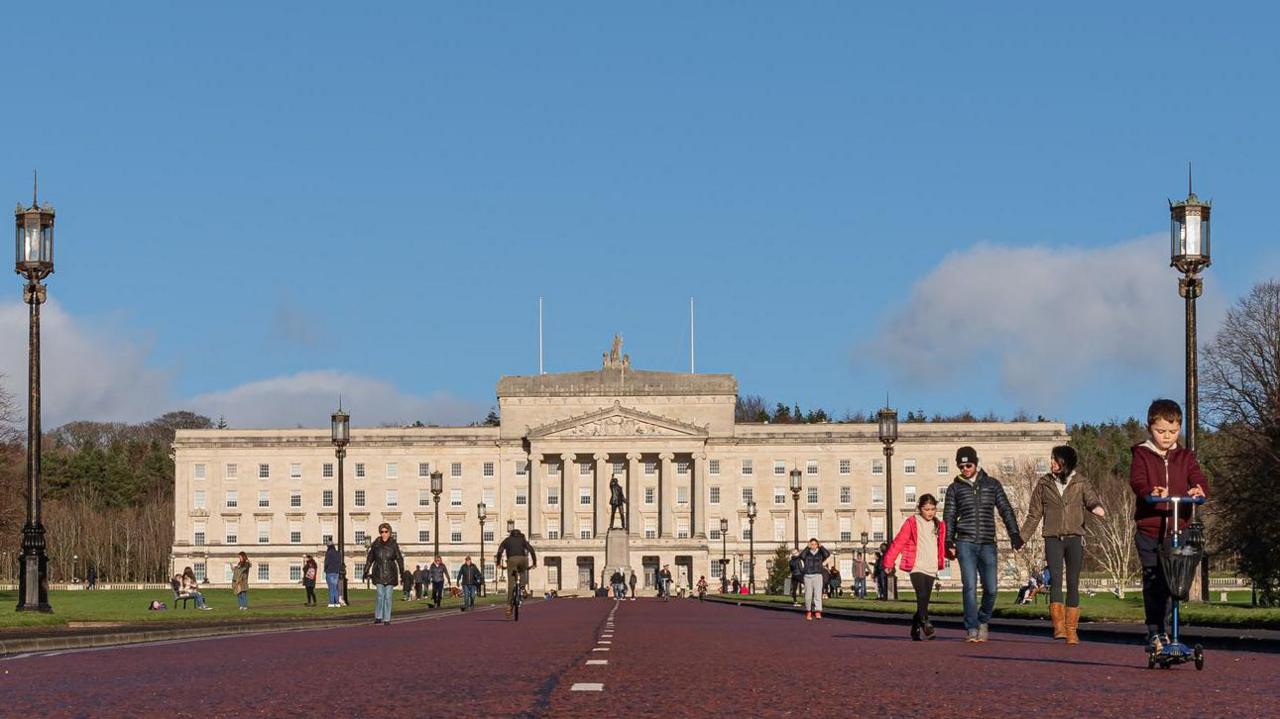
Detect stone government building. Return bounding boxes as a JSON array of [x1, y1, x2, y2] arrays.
[[172, 348, 1067, 591]]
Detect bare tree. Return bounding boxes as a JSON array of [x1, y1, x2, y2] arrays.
[[1001, 460, 1045, 583], [0, 373, 19, 445], [1086, 465, 1140, 597], [735, 394, 769, 422]]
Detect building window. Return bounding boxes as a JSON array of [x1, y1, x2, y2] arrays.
[[290, 463, 302, 479], [451, 462, 463, 478], [193, 490, 206, 510], [871, 486, 885, 505], [806, 460, 819, 476], [548, 462, 559, 477], [258, 564, 270, 582], [579, 462, 592, 477], [709, 486, 721, 504], [194, 563, 206, 582], [322, 523, 333, 545], [741, 526, 752, 541], [225, 490, 238, 508], [548, 486, 560, 506], [710, 527, 722, 540], [418, 528, 430, 543], [386, 489, 398, 507], [709, 459, 720, 475], [322, 489, 334, 507], [840, 486, 852, 505], [872, 517, 885, 542], [579, 487, 591, 505], [419, 462, 431, 477], [839, 459, 851, 475], [676, 460, 690, 475], [645, 461, 657, 475], [741, 487, 754, 505], [225, 463, 238, 480], [290, 490, 302, 508], [773, 518, 786, 541], [1035, 457, 1049, 473], [773, 487, 785, 505], [612, 460, 625, 475], [193, 523, 206, 546], [450, 488, 462, 507], [290, 564, 302, 582], [514, 461, 527, 476], [774, 460, 786, 476], [1002, 457, 1015, 473], [259, 463, 270, 479], [806, 517, 818, 538], [937, 486, 948, 505], [644, 519, 656, 539], [225, 522, 238, 544], [546, 519, 560, 539], [355, 463, 366, 479], [937, 458, 949, 474], [258, 490, 270, 508], [676, 518, 689, 539], [450, 521, 462, 544], [194, 463, 206, 480], [840, 517, 852, 542], [385, 463, 398, 479], [741, 459, 753, 476], [644, 487, 655, 505], [515, 489, 527, 506], [710, 560, 723, 579], [354, 529, 367, 545], [579, 521, 591, 539], [323, 463, 333, 478], [676, 486, 688, 505], [257, 522, 270, 544], [905, 485, 917, 504], [417, 489, 430, 506], [483, 488, 495, 507], [483, 462, 495, 477], [290, 522, 302, 544], [483, 526, 494, 542], [872, 459, 884, 475], [806, 487, 818, 504], [354, 490, 366, 508], [904, 459, 917, 475], [354, 562, 365, 579]]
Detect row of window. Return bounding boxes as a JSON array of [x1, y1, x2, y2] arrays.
[[192, 522, 499, 547], [194, 457, 1049, 482]]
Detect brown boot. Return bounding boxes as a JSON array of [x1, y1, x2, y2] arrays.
[[1065, 607, 1080, 645], [1050, 602, 1066, 640]]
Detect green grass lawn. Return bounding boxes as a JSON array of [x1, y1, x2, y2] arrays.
[[0, 588, 505, 631], [734, 590, 1280, 629]]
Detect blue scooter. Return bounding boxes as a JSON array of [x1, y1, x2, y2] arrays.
[[1145, 494, 1206, 671]]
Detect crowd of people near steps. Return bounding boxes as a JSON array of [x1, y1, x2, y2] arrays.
[[172, 399, 1205, 651]]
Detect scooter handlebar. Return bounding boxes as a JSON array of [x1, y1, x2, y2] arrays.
[[1145, 495, 1206, 505]]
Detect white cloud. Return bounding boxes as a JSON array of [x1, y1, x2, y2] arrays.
[[0, 301, 487, 428], [863, 234, 1224, 410]]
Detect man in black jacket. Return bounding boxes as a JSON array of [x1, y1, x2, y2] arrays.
[[943, 446, 1024, 642], [789, 551, 804, 606], [495, 527, 536, 617], [362, 523, 405, 625], [457, 556, 484, 611]]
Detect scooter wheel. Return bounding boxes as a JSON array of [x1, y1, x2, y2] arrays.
[[1194, 645, 1204, 671]]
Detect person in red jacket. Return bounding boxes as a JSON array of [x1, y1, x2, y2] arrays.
[[1129, 399, 1207, 650], [884, 494, 947, 640]]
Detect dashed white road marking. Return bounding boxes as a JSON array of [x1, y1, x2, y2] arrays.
[[592, 647, 610, 652], [586, 659, 608, 665], [598, 640, 612, 644], [571, 683, 604, 691]]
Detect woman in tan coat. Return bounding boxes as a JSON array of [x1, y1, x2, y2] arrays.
[[1019, 446, 1104, 644], [232, 551, 252, 611]]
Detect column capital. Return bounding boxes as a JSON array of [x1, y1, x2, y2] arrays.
[[593, 453, 608, 463], [560, 453, 576, 463], [626, 452, 643, 462], [659, 452, 675, 462], [693, 452, 707, 461]]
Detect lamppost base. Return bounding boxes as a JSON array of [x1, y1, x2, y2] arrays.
[[16, 550, 52, 613]]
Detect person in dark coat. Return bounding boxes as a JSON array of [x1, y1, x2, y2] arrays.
[[628, 570, 637, 601], [789, 551, 804, 606], [426, 556, 452, 608], [302, 554, 318, 606], [363, 523, 405, 624], [323, 543, 343, 607], [412, 565, 424, 600], [457, 556, 484, 610], [401, 567, 414, 601]]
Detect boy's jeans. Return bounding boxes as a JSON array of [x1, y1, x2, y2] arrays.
[[462, 584, 477, 609], [374, 583, 394, 621], [854, 577, 866, 599], [956, 540, 998, 631], [237, 591, 248, 609], [325, 572, 340, 605]]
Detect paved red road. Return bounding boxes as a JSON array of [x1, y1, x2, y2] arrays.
[[3, 599, 1277, 718]]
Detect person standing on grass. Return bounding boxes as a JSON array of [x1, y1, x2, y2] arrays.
[[401, 566, 414, 601], [789, 550, 804, 606], [883, 494, 946, 641], [232, 552, 251, 611], [872, 545, 888, 600], [799, 537, 831, 621], [457, 555, 483, 611], [412, 564, 424, 600], [1018, 445, 1105, 645], [323, 542, 342, 607], [852, 552, 867, 599], [944, 446, 1025, 643], [628, 570, 637, 601], [427, 556, 452, 608], [303, 554, 318, 607], [363, 522, 405, 625]]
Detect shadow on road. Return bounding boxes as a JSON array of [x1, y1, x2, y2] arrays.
[[960, 654, 1138, 670]]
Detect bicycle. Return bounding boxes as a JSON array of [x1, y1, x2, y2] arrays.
[[501, 559, 532, 621]]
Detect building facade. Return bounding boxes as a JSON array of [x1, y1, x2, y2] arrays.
[[172, 359, 1067, 591]]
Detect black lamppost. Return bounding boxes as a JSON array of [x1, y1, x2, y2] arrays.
[[747, 499, 757, 593], [878, 406, 899, 601], [15, 177, 54, 613], [331, 405, 350, 605], [789, 468, 802, 551], [1170, 171, 1212, 601], [719, 517, 729, 588], [72, 554, 78, 584], [477, 502, 488, 596], [431, 470, 444, 559]]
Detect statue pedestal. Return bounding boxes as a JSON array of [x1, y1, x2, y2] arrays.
[[605, 528, 631, 575]]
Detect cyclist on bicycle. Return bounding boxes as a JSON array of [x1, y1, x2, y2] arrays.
[[495, 525, 537, 618]]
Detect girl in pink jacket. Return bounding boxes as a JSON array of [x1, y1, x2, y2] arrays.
[[884, 494, 947, 640]]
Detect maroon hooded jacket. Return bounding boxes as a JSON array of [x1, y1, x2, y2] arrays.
[[1129, 441, 1208, 540]]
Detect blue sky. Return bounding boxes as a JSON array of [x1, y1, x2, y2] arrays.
[[1, 2, 1276, 428]]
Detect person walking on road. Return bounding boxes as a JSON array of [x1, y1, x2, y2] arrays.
[[789, 551, 804, 606], [232, 552, 251, 611], [628, 570, 637, 601], [696, 575, 708, 601], [426, 556, 452, 608], [884, 494, 947, 640], [412, 564, 424, 600], [495, 526, 537, 618], [799, 538, 831, 620], [457, 555, 483, 611], [1019, 445, 1105, 645], [610, 569, 626, 599], [944, 446, 1025, 643], [302, 554, 318, 607], [363, 522, 405, 625], [324, 542, 343, 607]]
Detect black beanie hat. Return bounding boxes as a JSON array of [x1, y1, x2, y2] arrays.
[[955, 446, 978, 466], [1051, 445, 1078, 475]]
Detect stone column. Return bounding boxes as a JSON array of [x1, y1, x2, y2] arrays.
[[594, 453, 609, 537], [528, 453, 542, 539], [626, 452, 641, 535], [560, 453, 575, 541], [692, 452, 705, 539], [659, 452, 674, 539]]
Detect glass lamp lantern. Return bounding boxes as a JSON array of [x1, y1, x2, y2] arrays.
[[506, 519, 516, 533], [430, 470, 443, 496], [878, 407, 899, 445], [747, 500, 757, 520], [330, 407, 350, 447], [1170, 189, 1211, 273], [14, 198, 54, 279], [789, 468, 802, 493], [477, 502, 487, 521], [719, 517, 729, 535]]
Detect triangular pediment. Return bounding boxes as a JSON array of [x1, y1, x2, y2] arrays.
[[528, 402, 708, 439]]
